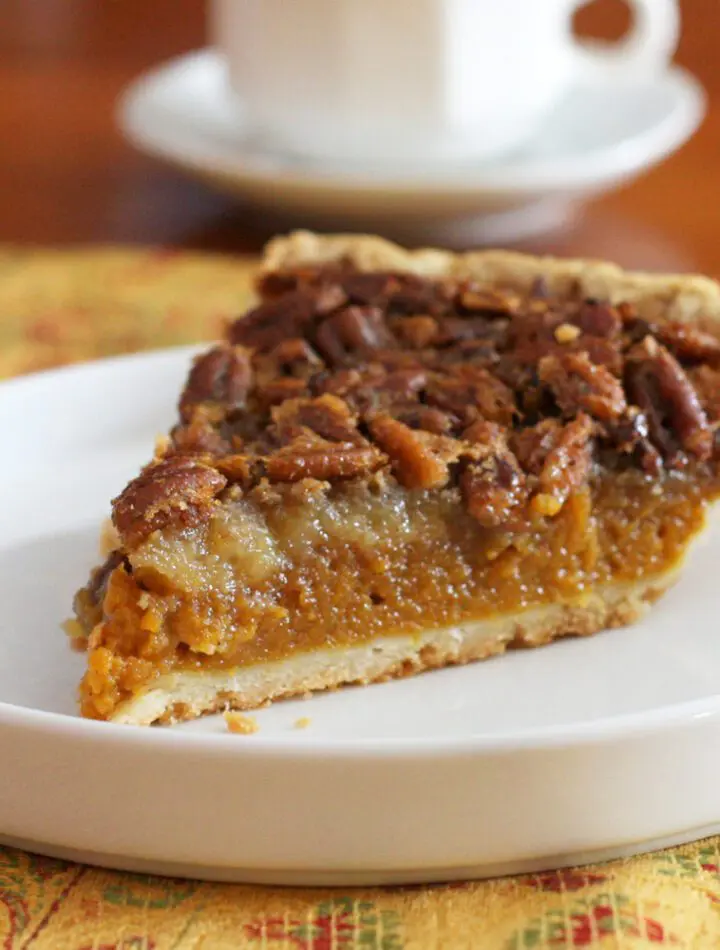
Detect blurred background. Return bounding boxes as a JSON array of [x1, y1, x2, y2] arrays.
[[1, 0, 719, 271]]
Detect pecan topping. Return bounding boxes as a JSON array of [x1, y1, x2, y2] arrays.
[[531, 415, 595, 516], [458, 286, 520, 316], [266, 435, 385, 483], [264, 338, 324, 378], [626, 337, 713, 462], [311, 364, 417, 416], [271, 394, 363, 444], [256, 270, 299, 298], [315, 306, 394, 364], [539, 351, 626, 421], [338, 272, 451, 316], [230, 291, 319, 350], [172, 411, 233, 456], [579, 337, 624, 375], [689, 365, 720, 422], [214, 454, 257, 486], [512, 419, 562, 474], [395, 405, 458, 435], [179, 345, 252, 423], [339, 272, 395, 305], [426, 368, 516, 426], [117, 262, 720, 537], [435, 316, 509, 346], [256, 377, 309, 408], [460, 421, 528, 527], [605, 408, 662, 476], [369, 414, 460, 490], [113, 456, 227, 546], [394, 315, 439, 348], [314, 283, 350, 315], [576, 299, 622, 338], [436, 339, 500, 369], [656, 322, 720, 364]]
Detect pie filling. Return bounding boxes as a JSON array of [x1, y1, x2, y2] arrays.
[[72, 259, 720, 720]]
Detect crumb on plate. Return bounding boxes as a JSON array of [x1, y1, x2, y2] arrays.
[[294, 716, 311, 730], [224, 711, 259, 735]]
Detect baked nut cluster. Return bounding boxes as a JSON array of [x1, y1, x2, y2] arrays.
[[111, 265, 720, 547]]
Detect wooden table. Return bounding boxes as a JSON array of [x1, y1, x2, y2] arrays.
[[2, 0, 720, 274]]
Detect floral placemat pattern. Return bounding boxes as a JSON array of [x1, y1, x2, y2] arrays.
[[1, 245, 719, 949], [2, 841, 720, 948], [0, 246, 256, 378]]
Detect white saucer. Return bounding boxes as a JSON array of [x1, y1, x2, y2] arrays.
[[2, 347, 720, 884], [118, 50, 705, 244]]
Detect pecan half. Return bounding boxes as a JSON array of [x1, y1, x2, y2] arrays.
[[113, 456, 227, 547], [271, 394, 363, 444], [256, 377, 309, 408], [339, 272, 451, 316], [385, 276, 453, 316], [656, 322, 720, 364], [311, 364, 417, 416], [214, 454, 257, 486], [179, 345, 252, 423], [369, 414, 460, 489], [580, 337, 624, 375], [256, 270, 299, 299], [605, 407, 663, 476], [512, 419, 562, 475], [435, 316, 509, 347], [394, 315, 439, 348], [229, 291, 318, 350], [314, 283, 350, 315], [395, 405, 459, 435], [531, 414, 594, 516], [539, 351, 626, 421], [264, 338, 324, 378], [689, 365, 720, 422], [626, 337, 713, 461], [265, 436, 385, 483], [460, 421, 528, 527], [457, 286, 520, 316], [339, 272, 395, 306], [426, 368, 516, 426], [315, 306, 394, 364], [172, 410, 233, 456], [575, 299, 622, 338], [435, 339, 500, 369]]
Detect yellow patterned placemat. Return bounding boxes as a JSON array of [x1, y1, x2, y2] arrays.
[[1, 245, 720, 949], [0, 247, 256, 379]]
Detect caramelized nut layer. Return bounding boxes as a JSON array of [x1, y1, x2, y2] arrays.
[[112, 265, 720, 547]]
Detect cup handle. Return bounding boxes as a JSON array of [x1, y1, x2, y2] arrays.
[[574, 0, 680, 80]]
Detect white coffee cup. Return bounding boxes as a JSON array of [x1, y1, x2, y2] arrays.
[[211, 0, 680, 166]]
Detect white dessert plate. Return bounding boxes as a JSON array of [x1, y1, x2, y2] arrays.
[[2, 347, 720, 885], [118, 50, 705, 245]]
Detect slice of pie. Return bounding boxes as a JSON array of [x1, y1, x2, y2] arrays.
[[70, 231, 720, 724]]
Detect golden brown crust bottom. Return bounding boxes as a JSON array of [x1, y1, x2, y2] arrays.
[[112, 574, 671, 725]]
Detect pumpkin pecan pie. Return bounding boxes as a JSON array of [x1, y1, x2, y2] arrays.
[[70, 232, 720, 724]]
